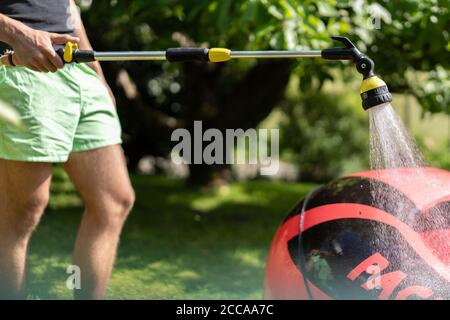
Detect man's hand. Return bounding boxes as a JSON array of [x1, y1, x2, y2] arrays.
[[10, 25, 79, 73]]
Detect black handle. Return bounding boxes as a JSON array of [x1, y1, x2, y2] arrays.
[[330, 36, 357, 49], [321, 48, 357, 60], [72, 50, 96, 63], [166, 48, 210, 62], [321, 36, 375, 78], [56, 48, 65, 62], [56, 48, 96, 63], [321, 36, 363, 61]]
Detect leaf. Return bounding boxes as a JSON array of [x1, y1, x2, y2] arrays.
[[317, 2, 338, 17], [267, 5, 284, 20]]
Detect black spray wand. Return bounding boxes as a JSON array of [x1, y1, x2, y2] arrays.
[[2, 36, 392, 110]]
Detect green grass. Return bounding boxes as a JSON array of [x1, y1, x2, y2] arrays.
[[27, 173, 315, 299]]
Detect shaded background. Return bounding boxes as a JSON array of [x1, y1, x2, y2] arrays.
[[77, 0, 449, 184], [23, 0, 450, 298]]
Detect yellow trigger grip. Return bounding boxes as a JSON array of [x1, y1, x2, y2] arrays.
[[209, 48, 231, 62], [64, 42, 78, 63]]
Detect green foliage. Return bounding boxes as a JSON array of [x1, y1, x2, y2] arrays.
[[415, 133, 450, 170], [48, 167, 82, 209], [427, 146, 450, 170], [279, 85, 369, 181], [28, 175, 316, 299], [79, 0, 449, 114], [367, 0, 449, 114], [76, 0, 448, 182], [412, 66, 450, 114]]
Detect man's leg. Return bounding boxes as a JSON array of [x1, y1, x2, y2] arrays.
[[63, 145, 134, 300], [0, 160, 52, 299]]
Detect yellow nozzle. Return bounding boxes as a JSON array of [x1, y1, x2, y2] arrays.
[[360, 76, 387, 94], [63, 42, 78, 63], [360, 75, 393, 110], [209, 48, 231, 62]]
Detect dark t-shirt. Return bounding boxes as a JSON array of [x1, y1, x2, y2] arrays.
[[0, 0, 74, 51]]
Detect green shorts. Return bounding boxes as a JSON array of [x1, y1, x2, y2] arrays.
[[0, 63, 122, 163]]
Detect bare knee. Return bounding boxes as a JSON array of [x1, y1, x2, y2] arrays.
[[113, 188, 135, 220], [9, 191, 49, 239], [85, 188, 135, 230]]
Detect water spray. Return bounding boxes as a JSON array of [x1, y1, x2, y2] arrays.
[[1, 36, 392, 110]]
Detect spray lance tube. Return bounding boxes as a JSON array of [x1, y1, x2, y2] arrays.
[[0, 36, 392, 110]]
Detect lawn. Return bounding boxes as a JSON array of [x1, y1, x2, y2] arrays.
[[26, 170, 315, 299]]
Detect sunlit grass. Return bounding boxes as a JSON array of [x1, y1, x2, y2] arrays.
[[27, 174, 315, 299]]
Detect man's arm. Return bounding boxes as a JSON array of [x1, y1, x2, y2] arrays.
[[0, 13, 79, 72], [0, 14, 21, 44], [70, 0, 116, 105]]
